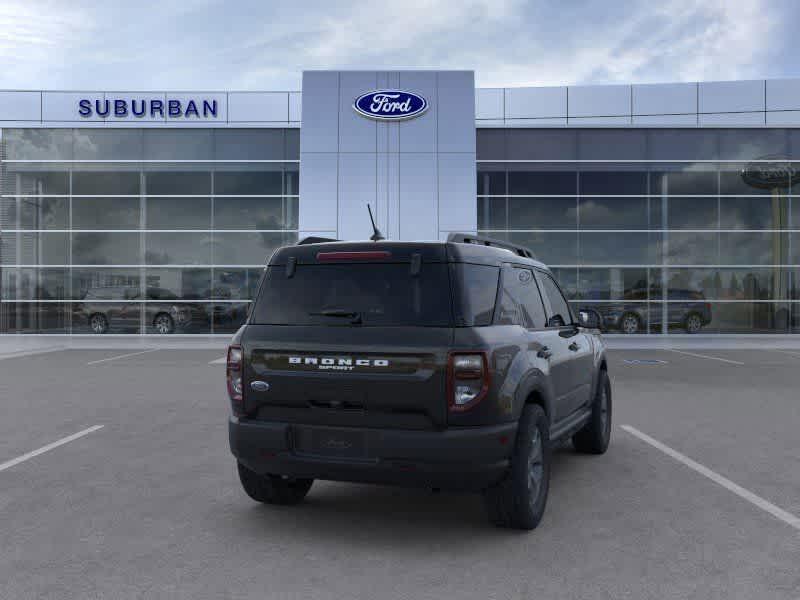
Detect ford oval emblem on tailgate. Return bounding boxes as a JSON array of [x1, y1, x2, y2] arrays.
[[250, 380, 270, 392]]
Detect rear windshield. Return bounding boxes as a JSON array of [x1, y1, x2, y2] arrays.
[[251, 263, 453, 326]]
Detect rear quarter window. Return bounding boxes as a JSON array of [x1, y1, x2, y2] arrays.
[[453, 264, 500, 326]]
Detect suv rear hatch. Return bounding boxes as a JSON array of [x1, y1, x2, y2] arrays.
[[241, 244, 454, 430]]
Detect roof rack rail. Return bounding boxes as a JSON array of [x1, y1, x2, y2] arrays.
[[447, 233, 536, 259], [297, 236, 339, 245]]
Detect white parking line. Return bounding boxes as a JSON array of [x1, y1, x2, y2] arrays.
[[668, 349, 745, 365], [621, 424, 800, 531], [0, 347, 67, 361], [0, 425, 104, 473], [772, 350, 800, 359], [209, 356, 226, 365], [87, 349, 159, 365]]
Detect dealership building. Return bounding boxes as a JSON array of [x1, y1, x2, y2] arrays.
[[1, 70, 799, 336]]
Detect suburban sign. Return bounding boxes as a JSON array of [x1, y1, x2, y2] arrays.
[[78, 98, 219, 119], [352, 90, 428, 121]]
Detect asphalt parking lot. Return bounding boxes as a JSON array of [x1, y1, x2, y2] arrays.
[[1, 347, 799, 599]]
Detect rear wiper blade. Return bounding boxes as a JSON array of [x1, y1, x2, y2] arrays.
[[308, 309, 362, 324]]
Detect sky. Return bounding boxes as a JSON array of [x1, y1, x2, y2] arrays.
[[0, 0, 797, 91]]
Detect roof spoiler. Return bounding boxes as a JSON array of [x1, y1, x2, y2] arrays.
[[447, 233, 536, 259], [297, 236, 339, 245]]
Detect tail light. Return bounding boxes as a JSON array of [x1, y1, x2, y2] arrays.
[[447, 351, 490, 412], [227, 345, 244, 415]]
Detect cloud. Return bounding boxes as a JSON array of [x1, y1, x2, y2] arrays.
[[0, 0, 791, 90]]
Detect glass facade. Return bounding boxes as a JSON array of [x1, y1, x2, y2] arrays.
[[0, 128, 299, 334], [1, 126, 798, 335], [477, 128, 800, 334]]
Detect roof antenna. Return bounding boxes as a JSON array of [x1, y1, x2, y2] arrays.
[[367, 204, 385, 241]]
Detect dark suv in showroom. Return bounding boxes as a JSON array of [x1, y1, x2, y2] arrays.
[[588, 289, 712, 334], [75, 286, 208, 334], [227, 234, 611, 530]]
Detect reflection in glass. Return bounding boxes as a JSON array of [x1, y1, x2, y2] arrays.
[[578, 197, 648, 230], [550, 268, 577, 300], [145, 172, 211, 195], [652, 171, 718, 229], [72, 302, 142, 334], [143, 303, 210, 334], [72, 233, 141, 265], [578, 268, 649, 300], [667, 269, 717, 300], [144, 269, 211, 300], [719, 232, 788, 265], [508, 197, 577, 230], [579, 232, 660, 265], [476, 170, 506, 196], [1, 268, 68, 300], [72, 172, 140, 195], [212, 232, 297, 265], [212, 269, 264, 300], [667, 232, 717, 265], [72, 130, 143, 160], [213, 197, 296, 230], [72, 268, 141, 300], [2, 129, 73, 160], [145, 233, 212, 265], [212, 302, 250, 333], [146, 197, 211, 230], [709, 303, 791, 333], [18, 197, 69, 229], [142, 130, 214, 161], [7, 171, 69, 195], [1, 232, 70, 265], [214, 171, 282, 195], [73, 197, 140, 229], [213, 130, 286, 161], [0, 303, 69, 333], [477, 196, 508, 230], [668, 268, 790, 301], [573, 301, 651, 334], [508, 171, 576, 195], [483, 231, 577, 266]]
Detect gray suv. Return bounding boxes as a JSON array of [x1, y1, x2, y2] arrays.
[[227, 234, 611, 530]]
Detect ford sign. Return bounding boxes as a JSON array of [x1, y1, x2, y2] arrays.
[[741, 155, 800, 190], [353, 90, 428, 121]]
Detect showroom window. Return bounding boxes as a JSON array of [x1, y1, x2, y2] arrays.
[[477, 128, 799, 334], [0, 128, 298, 334]]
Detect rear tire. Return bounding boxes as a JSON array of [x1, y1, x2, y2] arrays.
[[685, 313, 703, 334], [237, 462, 313, 505], [572, 370, 612, 454], [89, 313, 108, 334], [483, 404, 550, 530], [619, 313, 640, 334], [153, 313, 175, 335]]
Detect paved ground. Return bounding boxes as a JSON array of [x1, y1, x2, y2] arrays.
[[0, 347, 799, 599]]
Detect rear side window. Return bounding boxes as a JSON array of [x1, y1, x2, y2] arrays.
[[496, 267, 547, 328], [453, 264, 499, 326], [538, 272, 573, 327], [251, 263, 452, 326]]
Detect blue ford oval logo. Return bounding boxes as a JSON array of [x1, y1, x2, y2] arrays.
[[353, 90, 428, 121]]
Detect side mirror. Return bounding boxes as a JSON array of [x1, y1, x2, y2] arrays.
[[579, 309, 602, 330]]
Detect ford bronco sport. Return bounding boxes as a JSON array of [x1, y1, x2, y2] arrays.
[[227, 234, 611, 530]]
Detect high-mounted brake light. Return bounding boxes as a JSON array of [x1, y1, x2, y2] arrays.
[[227, 345, 244, 415], [316, 251, 392, 262], [447, 351, 490, 412]]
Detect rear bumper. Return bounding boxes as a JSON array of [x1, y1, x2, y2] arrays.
[[229, 417, 517, 491]]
